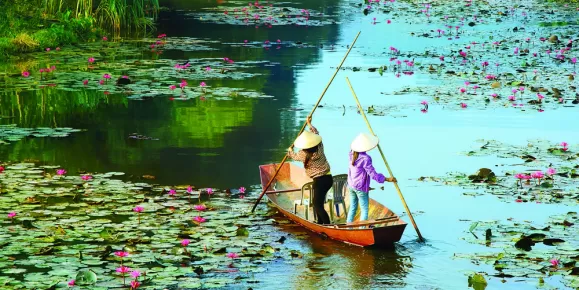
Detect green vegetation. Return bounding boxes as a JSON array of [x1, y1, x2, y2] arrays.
[[0, 0, 159, 57]]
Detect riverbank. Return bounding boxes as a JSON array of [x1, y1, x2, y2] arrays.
[[0, 0, 159, 58]]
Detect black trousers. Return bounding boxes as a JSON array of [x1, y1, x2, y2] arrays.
[[312, 174, 333, 225]]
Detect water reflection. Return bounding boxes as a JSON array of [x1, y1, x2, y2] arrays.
[[263, 220, 412, 289], [0, 0, 344, 189]]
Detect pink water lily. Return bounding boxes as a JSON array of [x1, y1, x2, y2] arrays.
[[68, 279, 75, 287], [460, 103, 467, 108], [133, 206, 143, 223], [181, 239, 190, 247], [547, 168, 556, 176], [102, 36, 108, 41], [561, 142, 569, 151], [83, 79, 89, 85], [56, 169, 66, 175], [531, 171, 544, 179], [115, 251, 129, 266], [130, 270, 140, 278], [81, 175, 92, 181], [514, 173, 531, 186], [531, 171, 544, 185], [206, 187, 214, 199], [550, 258, 559, 267], [205, 66, 211, 72], [114, 251, 129, 258], [187, 186, 193, 193], [88, 57, 95, 63], [116, 266, 130, 286], [103, 73, 111, 79], [200, 82, 207, 87], [22, 71, 30, 78], [537, 93, 544, 100], [169, 85, 176, 90], [7, 211, 16, 219], [239, 187, 246, 194], [116, 266, 130, 273], [194, 204, 206, 211], [130, 281, 140, 289], [0, 166, 4, 173], [227, 252, 239, 259], [193, 216, 206, 223], [168, 189, 176, 196]]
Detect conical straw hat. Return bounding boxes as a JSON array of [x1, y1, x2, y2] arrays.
[[351, 133, 379, 152], [294, 131, 322, 149]]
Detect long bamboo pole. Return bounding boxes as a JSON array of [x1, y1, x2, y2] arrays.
[[345, 77, 424, 242], [251, 31, 362, 213]]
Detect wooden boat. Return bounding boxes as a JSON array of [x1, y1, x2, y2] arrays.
[[259, 163, 407, 247]]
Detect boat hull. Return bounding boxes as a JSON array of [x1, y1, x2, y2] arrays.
[[259, 163, 407, 247]]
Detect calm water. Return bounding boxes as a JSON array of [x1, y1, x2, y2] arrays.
[[1, 0, 578, 289]]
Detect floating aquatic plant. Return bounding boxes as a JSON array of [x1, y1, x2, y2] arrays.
[[0, 125, 83, 145], [418, 139, 579, 204], [0, 162, 297, 289], [456, 212, 579, 288]]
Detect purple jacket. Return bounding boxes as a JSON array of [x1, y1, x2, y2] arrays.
[[347, 151, 386, 193]]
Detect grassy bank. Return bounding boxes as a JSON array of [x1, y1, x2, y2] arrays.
[[0, 0, 159, 58]]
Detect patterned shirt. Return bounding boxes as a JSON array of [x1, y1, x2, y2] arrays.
[[287, 125, 331, 178]]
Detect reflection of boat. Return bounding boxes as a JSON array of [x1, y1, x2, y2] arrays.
[[259, 163, 407, 247]]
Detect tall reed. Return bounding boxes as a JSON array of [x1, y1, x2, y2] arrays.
[[42, 0, 159, 35], [75, 0, 94, 18]]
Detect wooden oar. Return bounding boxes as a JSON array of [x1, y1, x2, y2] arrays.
[[345, 77, 425, 242], [251, 31, 362, 213]]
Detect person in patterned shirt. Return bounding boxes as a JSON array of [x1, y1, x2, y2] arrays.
[[288, 115, 333, 225]]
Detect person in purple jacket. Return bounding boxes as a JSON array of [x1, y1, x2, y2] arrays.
[[347, 133, 397, 223]]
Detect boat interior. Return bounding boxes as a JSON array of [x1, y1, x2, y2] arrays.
[[259, 163, 405, 229]]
